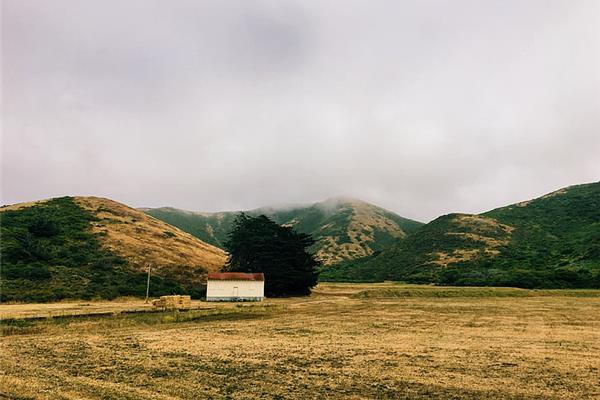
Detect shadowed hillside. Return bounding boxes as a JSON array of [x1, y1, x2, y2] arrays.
[[145, 197, 423, 265], [0, 197, 226, 302], [321, 182, 600, 288]]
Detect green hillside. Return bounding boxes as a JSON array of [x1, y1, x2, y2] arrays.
[[0, 197, 226, 302], [321, 182, 600, 288], [142, 208, 236, 248], [145, 198, 423, 265]]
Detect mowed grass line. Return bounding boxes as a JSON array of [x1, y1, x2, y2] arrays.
[[352, 285, 600, 298], [0, 304, 281, 337]]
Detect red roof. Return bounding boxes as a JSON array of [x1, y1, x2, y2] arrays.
[[208, 272, 265, 281]]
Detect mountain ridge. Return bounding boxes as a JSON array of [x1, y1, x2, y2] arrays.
[[144, 197, 424, 265]]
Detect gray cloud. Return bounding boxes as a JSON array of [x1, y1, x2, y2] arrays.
[[2, 0, 599, 221]]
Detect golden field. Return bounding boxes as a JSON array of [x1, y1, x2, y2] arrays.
[[1, 283, 599, 399]]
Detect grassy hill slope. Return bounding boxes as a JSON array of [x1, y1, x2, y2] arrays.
[[145, 197, 423, 265], [321, 182, 600, 288], [0, 197, 226, 302], [141, 208, 237, 249]]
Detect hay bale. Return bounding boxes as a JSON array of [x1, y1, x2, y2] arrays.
[[152, 295, 191, 309]]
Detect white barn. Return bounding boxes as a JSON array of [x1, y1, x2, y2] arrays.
[[206, 272, 265, 302]]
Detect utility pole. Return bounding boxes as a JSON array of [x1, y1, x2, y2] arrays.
[[145, 264, 151, 303]]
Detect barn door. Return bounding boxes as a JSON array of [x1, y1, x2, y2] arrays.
[[233, 286, 238, 298]]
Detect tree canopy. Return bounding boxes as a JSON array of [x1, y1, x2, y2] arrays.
[[223, 213, 320, 297]]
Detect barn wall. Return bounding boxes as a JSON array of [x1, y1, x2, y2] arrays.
[[206, 280, 264, 301]]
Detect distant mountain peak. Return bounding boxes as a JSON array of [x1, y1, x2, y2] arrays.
[[320, 196, 364, 205]]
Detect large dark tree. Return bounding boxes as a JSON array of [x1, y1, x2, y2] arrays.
[[223, 213, 320, 297]]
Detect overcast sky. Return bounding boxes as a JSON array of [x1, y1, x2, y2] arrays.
[[2, 0, 599, 221]]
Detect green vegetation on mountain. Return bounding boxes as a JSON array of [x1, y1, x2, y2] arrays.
[[321, 182, 600, 288], [145, 198, 423, 265], [3, 182, 597, 300], [0, 197, 226, 302], [143, 209, 236, 248]]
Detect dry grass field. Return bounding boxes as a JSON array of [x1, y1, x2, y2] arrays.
[[1, 283, 599, 399]]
